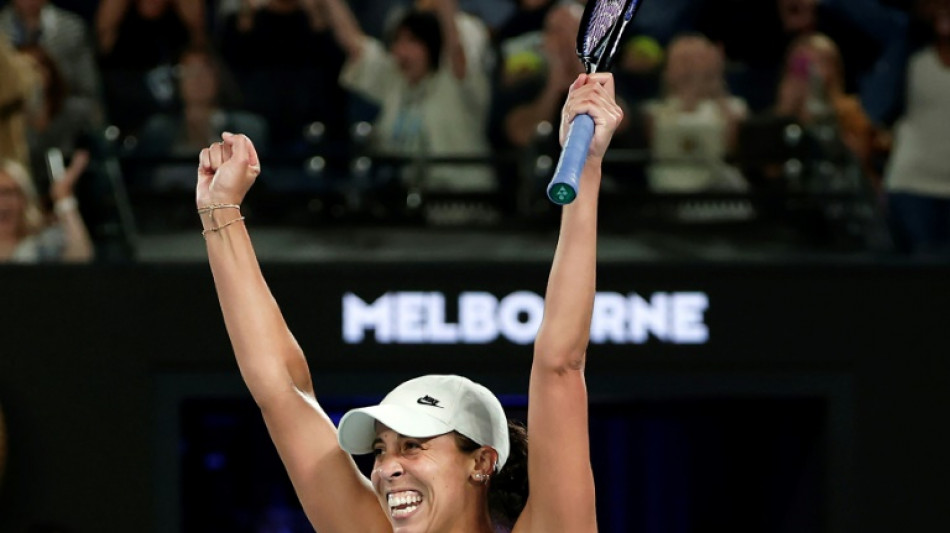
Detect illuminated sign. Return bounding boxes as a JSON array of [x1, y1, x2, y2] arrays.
[[343, 291, 709, 345]]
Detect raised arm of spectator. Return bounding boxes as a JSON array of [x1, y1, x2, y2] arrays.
[[503, 67, 572, 147], [317, 0, 368, 59], [521, 73, 622, 533], [95, 0, 130, 54], [194, 133, 389, 533], [823, 0, 910, 125], [504, 4, 583, 147], [173, 0, 208, 47], [428, 0, 467, 79], [98, 0, 206, 53], [50, 150, 94, 262], [299, 0, 329, 31]]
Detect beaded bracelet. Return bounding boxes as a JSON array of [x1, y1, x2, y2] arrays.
[[201, 216, 246, 237]]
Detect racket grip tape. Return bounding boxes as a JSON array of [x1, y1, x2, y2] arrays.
[[546, 114, 595, 205]]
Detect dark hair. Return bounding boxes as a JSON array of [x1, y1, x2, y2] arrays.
[[17, 45, 68, 118], [176, 44, 245, 109], [455, 419, 529, 529], [390, 10, 443, 73]]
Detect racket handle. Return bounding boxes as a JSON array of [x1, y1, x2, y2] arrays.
[[546, 114, 595, 205]]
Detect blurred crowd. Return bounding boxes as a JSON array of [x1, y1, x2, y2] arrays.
[[0, 0, 948, 262]]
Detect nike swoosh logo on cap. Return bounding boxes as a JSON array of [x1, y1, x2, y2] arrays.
[[416, 395, 444, 408]]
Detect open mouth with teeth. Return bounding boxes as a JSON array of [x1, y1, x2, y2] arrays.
[[387, 490, 423, 519]]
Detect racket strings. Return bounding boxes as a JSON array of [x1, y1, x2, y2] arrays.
[[583, 0, 626, 54]]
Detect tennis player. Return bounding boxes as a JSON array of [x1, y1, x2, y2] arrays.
[[195, 72, 622, 533]]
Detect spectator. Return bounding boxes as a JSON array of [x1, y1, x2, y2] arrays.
[[0, 0, 102, 110], [773, 33, 878, 183], [493, 1, 584, 150], [320, 0, 495, 192], [773, 0, 884, 99], [96, 0, 207, 133], [493, 0, 556, 48], [644, 33, 748, 193], [491, 2, 648, 197], [137, 46, 269, 189], [696, 0, 882, 113], [97, 0, 206, 65], [218, 0, 346, 154], [0, 33, 35, 169], [17, 45, 99, 198], [615, 34, 665, 106], [402, 0, 493, 80], [883, 0, 950, 256], [0, 157, 93, 263]]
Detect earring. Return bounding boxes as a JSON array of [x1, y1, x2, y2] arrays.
[[473, 473, 490, 483]]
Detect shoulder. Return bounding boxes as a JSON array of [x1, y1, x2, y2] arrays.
[[455, 11, 489, 47], [39, 5, 90, 43], [48, 5, 88, 27], [833, 94, 872, 130], [347, 37, 394, 72], [833, 94, 868, 118], [724, 96, 748, 112], [644, 97, 678, 117], [909, 46, 937, 68]]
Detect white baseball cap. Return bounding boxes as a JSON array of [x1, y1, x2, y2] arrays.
[[337, 375, 510, 471]]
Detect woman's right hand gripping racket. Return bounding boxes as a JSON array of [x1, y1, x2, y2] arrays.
[[546, 0, 645, 205]]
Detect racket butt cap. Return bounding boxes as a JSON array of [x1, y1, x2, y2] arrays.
[[547, 183, 577, 205]]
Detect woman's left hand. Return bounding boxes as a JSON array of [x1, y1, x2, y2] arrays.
[[558, 73, 625, 161], [50, 149, 90, 203]]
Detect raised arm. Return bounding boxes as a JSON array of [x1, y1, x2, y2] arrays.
[[51, 150, 94, 263], [428, 0, 467, 79], [503, 69, 572, 148], [172, 0, 208, 47], [504, 4, 584, 147], [95, 0, 129, 54], [519, 74, 623, 533], [196, 133, 389, 533], [317, 0, 367, 59]]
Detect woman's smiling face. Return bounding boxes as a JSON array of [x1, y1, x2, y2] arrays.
[[371, 424, 476, 533]]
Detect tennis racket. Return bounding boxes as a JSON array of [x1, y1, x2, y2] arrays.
[[546, 0, 645, 205]]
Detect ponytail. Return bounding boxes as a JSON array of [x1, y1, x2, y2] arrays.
[[455, 419, 529, 529], [488, 419, 529, 529]]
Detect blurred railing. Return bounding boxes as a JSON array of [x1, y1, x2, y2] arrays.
[[104, 117, 889, 253]]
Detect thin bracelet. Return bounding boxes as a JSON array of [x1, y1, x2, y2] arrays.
[[197, 203, 241, 215], [202, 216, 246, 237], [198, 203, 241, 225]]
